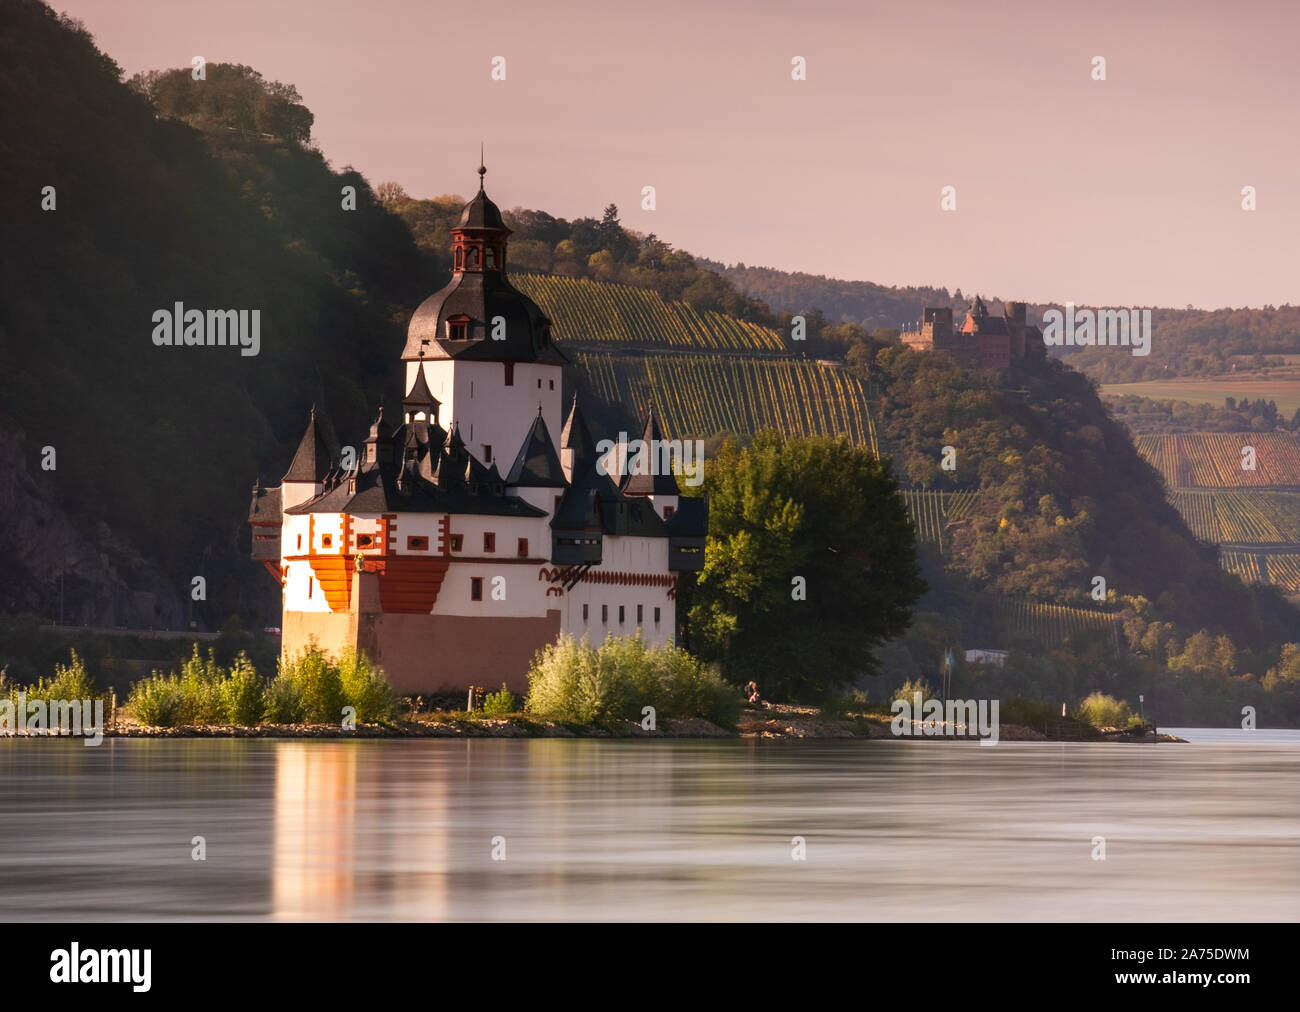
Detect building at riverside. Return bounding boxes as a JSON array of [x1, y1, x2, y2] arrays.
[[248, 168, 706, 694]]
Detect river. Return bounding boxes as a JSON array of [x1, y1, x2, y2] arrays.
[[1, 734, 1296, 920]]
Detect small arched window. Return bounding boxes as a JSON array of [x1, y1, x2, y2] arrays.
[[485, 246, 496, 269], [467, 247, 480, 268]]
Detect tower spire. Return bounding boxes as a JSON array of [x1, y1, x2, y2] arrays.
[[478, 143, 486, 192]]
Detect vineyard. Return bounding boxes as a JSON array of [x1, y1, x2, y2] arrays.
[[1134, 432, 1300, 488], [513, 273, 785, 352], [899, 489, 979, 551], [1220, 550, 1300, 594], [572, 351, 878, 451], [992, 597, 1121, 652], [1168, 490, 1300, 544]]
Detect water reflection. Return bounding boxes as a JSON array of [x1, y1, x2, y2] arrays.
[[0, 738, 1296, 920]]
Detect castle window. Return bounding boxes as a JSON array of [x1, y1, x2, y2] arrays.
[[549, 379, 554, 390], [484, 444, 492, 462], [467, 247, 479, 268], [485, 247, 496, 269], [407, 536, 428, 551], [484, 532, 496, 553], [321, 535, 332, 549], [296, 534, 302, 550], [308, 577, 313, 599], [357, 534, 374, 549], [601, 604, 608, 624], [618, 606, 625, 624], [637, 604, 643, 625], [504, 362, 514, 386], [455, 248, 463, 269], [450, 321, 467, 341], [450, 534, 464, 552], [517, 537, 528, 557], [582, 603, 589, 622], [471, 577, 483, 601], [537, 378, 542, 389], [654, 607, 660, 625], [663, 505, 675, 519]]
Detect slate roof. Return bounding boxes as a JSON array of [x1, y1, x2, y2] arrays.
[[506, 410, 567, 487], [283, 406, 335, 482], [622, 405, 682, 497]]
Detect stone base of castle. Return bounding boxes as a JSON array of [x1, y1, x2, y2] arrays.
[[281, 571, 560, 696]]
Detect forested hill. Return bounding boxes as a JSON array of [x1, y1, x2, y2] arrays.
[[0, 1, 424, 628]]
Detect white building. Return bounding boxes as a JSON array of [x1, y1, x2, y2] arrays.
[[248, 167, 707, 694]]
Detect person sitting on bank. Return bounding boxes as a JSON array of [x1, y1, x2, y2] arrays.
[[743, 681, 762, 706]]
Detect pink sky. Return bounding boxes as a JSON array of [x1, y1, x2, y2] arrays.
[[59, 0, 1300, 310]]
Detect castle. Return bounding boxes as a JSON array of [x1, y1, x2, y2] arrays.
[[902, 296, 1045, 369], [248, 166, 707, 695]]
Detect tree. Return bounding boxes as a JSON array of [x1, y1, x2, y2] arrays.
[[685, 430, 926, 699]]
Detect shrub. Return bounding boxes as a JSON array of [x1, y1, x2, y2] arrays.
[[278, 648, 344, 723], [129, 673, 185, 727], [177, 646, 225, 724], [482, 683, 517, 716], [891, 678, 934, 706], [263, 673, 305, 724], [338, 649, 399, 723], [25, 650, 101, 703], [1078, 692, 1133, 728], [1000, 697, 1057, 730], [527, 634, 739, 728], [221, 653, 265, 726]]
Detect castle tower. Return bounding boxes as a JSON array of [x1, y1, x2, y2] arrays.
[[401, 160, 566, 470]]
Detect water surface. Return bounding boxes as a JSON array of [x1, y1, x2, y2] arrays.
[[0, 737, 1295, 920]]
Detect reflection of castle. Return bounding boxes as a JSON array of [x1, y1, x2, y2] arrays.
[[902, 297, 1045, 370], [248, 165, 706, 695]]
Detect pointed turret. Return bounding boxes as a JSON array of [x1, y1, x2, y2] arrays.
[[506, 408, 566, 487], [559, 393, 597, 483], [622, 404, 680, 497], [283, 405, 334, 483], [402, 366, 441, 425]]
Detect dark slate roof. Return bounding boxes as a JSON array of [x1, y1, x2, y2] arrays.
[[403, 366, 439, 410], [507, 411, 567, 487], [622, 405, 682, 497], [248, 482, 282, 523], [284, 457, 545, 518], [458, 187, 507, 231], [665, 496, 708, 537], [403, 270, 567, 364], [283, 406, 334, 483], [560, 394, 597, 477]]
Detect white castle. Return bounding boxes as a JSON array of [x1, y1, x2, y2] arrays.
[[248, 167, 706, 695]]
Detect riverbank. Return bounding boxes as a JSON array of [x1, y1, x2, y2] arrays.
[[4, 702, 1185, 741]]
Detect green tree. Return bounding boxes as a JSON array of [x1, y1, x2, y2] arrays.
[[685, 430, 925, 699]]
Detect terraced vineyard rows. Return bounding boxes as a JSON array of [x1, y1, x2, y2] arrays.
[[1220, 550, 1266, 586], [995, 598, 1121, 651], [514, 273, 785, 351], [1168, 490, 1300, 544], [1262, 553, 1300, 593], [572, 351, 878, 451], [1135, 433, 1300, 488], [899, 489, 979, 551]]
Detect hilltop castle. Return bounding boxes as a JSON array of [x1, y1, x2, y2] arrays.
[[248, 167, 707, 695], [902, 296, 1045, 369]]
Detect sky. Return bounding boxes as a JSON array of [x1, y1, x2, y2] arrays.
[[57, 0, 1300, 310]]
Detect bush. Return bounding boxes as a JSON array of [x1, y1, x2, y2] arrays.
[[482, 683, 517, 716], [263, 673, 305, 724], [338, 649, 399, 723], [1000, 697, 1058, 730], [221, 653, 265, 726], [177, 646, 225, 724], [129, 673, 185, 727], [278, 648, 345, 723], [890, 678, 934, 706], [527, 634, 738, 727], [1078, 692, 1133, 728], [24, 650, 101, 703]]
